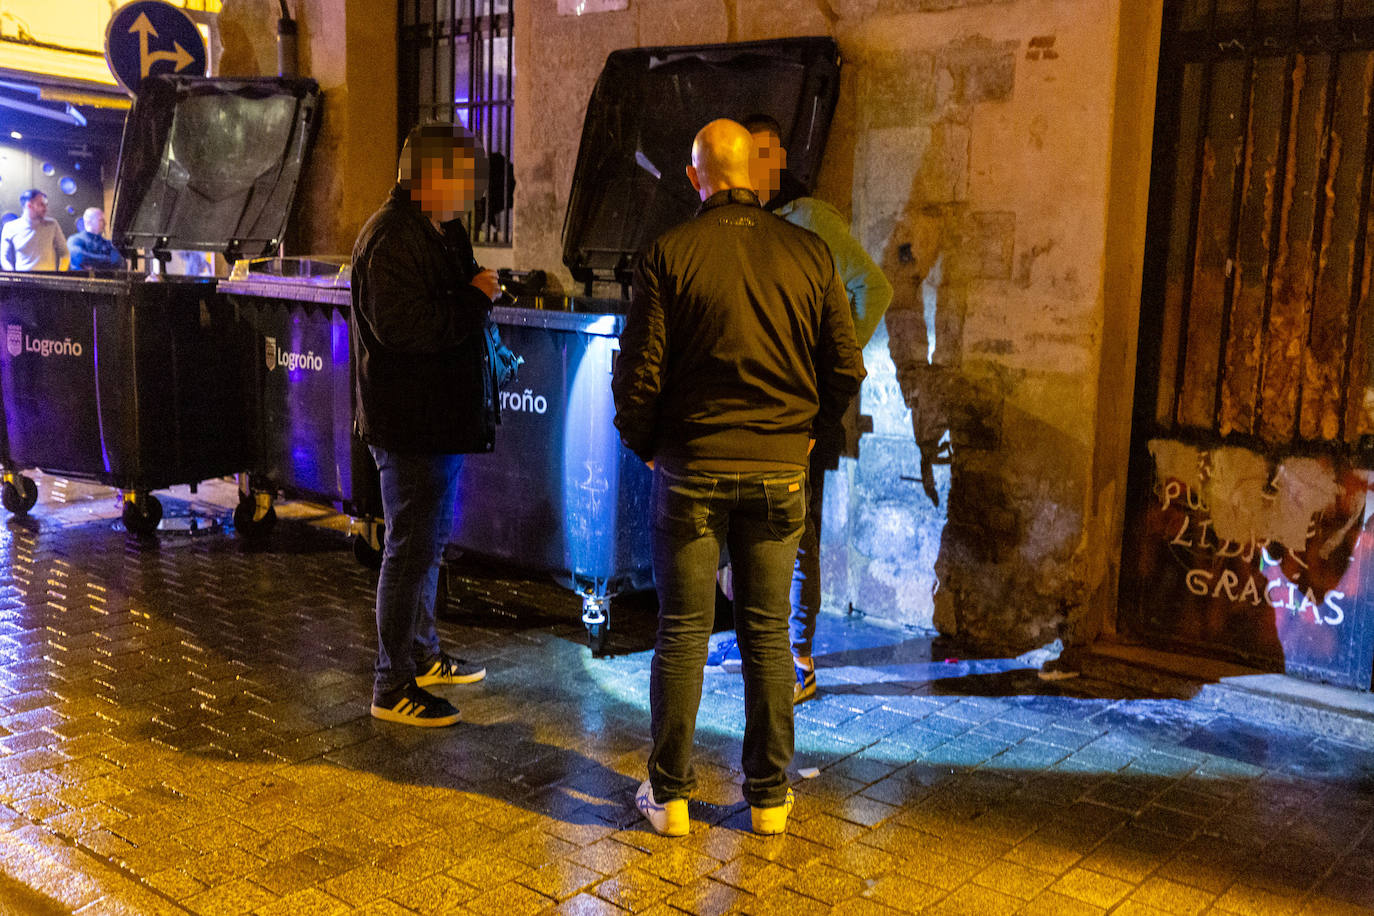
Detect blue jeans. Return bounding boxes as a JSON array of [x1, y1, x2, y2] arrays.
[[648, 464, 806, 808], [370, 446, 464, 700], [789, 443, 832, 659]]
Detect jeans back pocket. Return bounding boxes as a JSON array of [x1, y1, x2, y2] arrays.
[[762, 473, 807, 541], [653, 467, 717, 540]]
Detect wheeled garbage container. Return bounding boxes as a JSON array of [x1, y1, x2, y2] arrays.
[[450, 305, 652, 650], [0, 74, 321, 533], [447, 37, 841, 647], [0, 272, 251, 532], [436, 37, 844, 647], [219, 257, 382, 552]]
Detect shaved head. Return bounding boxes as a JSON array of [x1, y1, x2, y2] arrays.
[[686, 119, 756, 201], [82, 208, 106, 234]]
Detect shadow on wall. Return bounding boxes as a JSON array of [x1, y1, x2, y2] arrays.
[[215, 0, 277, 78], [857, 34, 1094, 654]]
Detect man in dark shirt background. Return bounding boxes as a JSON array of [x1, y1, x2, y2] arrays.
[[352, 123, 501, 727], [613, 119, 865, 836], [745, 114, 894, 705], [67, 208, 126, 271]]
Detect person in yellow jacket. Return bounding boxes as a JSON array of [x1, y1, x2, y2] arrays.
[[745, 114, 894, 704]]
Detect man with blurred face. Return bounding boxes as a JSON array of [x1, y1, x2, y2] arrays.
[[67, 208, 126, 271], [744, 114, 894, 706], [1, 189, 68, 271], [352, 123, 502, 727], [614, 118, 865, 837]]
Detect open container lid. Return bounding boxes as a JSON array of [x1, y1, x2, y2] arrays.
[[562, 37, 841, 289], [111, 75, 322, 262]]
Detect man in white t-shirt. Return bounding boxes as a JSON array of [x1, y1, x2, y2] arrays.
[[1, 190, 68, 271]]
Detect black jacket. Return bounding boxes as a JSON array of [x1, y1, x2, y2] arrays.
[[351, 186, 497, 454], [612, 188, 866, 469]]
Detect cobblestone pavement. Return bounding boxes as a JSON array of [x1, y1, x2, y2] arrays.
[[1, 478, 1373, 915]]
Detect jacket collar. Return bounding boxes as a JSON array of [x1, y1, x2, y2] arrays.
[[388, 184, 444, 239], [389, 183, 420, 212], [698, 188, 761, 214]]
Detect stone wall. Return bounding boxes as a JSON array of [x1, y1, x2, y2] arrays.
[[218, 0, 397, 257], [216, 0, 1161, 652], [514, 0, 1161, 652]]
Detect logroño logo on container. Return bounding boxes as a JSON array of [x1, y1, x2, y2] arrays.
[[6, 324, 84, 359], [500, 388, 549, 415], [265, 336, 324, 373]]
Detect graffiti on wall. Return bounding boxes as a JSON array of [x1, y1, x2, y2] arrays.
[[1133, 439, 1374, 689]]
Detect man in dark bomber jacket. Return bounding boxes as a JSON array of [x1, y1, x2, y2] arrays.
[[352, 123, 502, 727], [613, 118, 865, 837]]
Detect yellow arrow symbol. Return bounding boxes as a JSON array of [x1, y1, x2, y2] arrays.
[[129, 12, 197, 80], [147, 41, 194, 73]]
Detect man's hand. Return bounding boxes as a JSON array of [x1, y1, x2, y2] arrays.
[[471, 269, 501, 301], [646, 459, 655, 470]]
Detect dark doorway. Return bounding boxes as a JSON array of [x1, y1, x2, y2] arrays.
[[1119, 0, 1374, 690]]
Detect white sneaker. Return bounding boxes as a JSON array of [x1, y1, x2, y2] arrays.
[[635, 779, 688, 836]]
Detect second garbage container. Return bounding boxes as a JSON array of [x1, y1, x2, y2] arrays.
[[0, 75, 321, 534]]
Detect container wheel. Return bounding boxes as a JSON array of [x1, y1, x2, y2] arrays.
[[233, 496, 277, 538], [580, 589, 612, 656], [586, 621, 608, 656], [121, 495, 163, 536], [352, 525, 385, 569], [1, 476, 38, 516]]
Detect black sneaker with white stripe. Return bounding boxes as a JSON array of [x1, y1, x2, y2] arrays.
[[416, 651, 486, 687], [370, 681, 460, 727]]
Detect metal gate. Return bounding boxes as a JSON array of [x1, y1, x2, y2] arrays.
[[1120, 0, 1374, 689], [397, 0, 515, 246]]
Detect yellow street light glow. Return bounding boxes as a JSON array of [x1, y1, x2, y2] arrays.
[[0, 41, 119, 87], [38, 86, 131, 111]]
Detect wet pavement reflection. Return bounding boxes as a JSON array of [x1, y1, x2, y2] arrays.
[[0, 478, 1371, 914]]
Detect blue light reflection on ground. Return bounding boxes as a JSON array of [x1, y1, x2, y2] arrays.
[[575, 622, 1299, 780]]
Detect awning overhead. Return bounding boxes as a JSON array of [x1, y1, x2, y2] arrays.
[[0, 73, 128, 145]]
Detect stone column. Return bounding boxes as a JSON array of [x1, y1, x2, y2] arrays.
[[218, 0, 397, 256]]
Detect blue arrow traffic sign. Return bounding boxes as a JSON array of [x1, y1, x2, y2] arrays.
[[104, 1, 208, 96]]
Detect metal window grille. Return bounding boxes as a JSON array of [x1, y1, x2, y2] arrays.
[[1137, 0, 1374, 455], [398, 0, 514, 247]]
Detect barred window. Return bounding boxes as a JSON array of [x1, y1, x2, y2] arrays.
[[399, 0, 514, 247]]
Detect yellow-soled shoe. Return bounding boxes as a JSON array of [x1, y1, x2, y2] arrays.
[[750, 788, 795, 835], [635, 779, 688, 836], [793, 663, 817, 704]]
